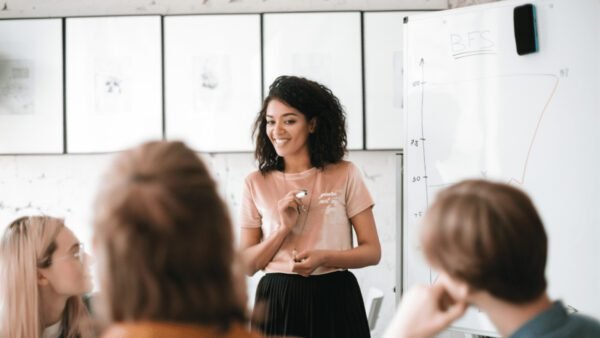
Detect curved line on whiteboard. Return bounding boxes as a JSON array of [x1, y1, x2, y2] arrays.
[[514, 74, 560, 185], [422, 73, 561, 187]]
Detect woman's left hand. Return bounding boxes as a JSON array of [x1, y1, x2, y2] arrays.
[[292, 250, 327, 277]]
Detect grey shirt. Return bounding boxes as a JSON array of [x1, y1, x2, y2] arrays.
[[510, 301, 600, 338]]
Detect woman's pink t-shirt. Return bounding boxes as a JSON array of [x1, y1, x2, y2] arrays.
[[240, 161, 374, 275]]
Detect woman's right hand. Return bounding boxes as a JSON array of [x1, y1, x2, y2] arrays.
[[277, 190, 304, 231]]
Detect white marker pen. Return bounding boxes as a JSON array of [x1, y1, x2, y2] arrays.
[[295, 189, 308, 198]]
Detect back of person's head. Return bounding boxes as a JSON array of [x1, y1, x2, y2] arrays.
[[421, 179, 547, 303], [93, 140, 245, 327], [0, 216, 91, 338], [253, 75, 347, 172]]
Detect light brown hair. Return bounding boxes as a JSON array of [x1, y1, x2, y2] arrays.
[[421, 179, 547, 303], [93, 141, 245, 327]]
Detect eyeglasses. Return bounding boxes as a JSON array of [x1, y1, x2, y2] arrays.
[[53, 243, 86, 265]]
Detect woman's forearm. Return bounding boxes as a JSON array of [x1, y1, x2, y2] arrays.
[[241, 227, 291, 276], [322, 242, 381, 269]]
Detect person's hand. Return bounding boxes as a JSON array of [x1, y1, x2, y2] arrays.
[[291, 249, 326, 277], [383, 283, 467, 338], [277, 190, 304, 231]]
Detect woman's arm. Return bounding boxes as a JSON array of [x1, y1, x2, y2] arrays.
[[239, 190, 304, 276], [292, 207, 381, 276], [239, 226, 291, 276]]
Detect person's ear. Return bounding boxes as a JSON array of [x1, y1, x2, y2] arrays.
[[452, 279, 470, 300], [438, 271, 470, 301], [309, 118, 317, 133]]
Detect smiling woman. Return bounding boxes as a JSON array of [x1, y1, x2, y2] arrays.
[[0, 216, 93, 338], [240, 75, 381, 338]]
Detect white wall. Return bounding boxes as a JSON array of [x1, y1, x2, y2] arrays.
[[0, 0, 446, 18]]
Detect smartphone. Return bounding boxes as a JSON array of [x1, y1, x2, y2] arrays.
[[513, 4, 538, 55]]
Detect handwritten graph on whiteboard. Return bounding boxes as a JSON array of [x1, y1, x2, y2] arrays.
[[403, 1, 600, 336]]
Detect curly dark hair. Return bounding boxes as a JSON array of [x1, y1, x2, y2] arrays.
[[253, 75, 347, 173]]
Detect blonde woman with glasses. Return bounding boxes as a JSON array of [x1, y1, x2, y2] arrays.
[[0, 216, 94, 338]]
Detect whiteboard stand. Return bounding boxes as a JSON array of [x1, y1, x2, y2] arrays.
[[396, 151, 404, 306]]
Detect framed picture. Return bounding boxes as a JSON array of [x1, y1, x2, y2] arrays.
[[364, 12, 423, 149], [66, 16, 163, 153], [263, 12, 363, 150], [164, 14, 261, 152], [0, 19, 63, 154]]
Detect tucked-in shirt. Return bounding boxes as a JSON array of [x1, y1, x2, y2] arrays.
[[510, 301, 600, 338], [240, 161, 374, 275]]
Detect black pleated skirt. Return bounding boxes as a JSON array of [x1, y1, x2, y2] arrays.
[[251, 270, 371, 338]]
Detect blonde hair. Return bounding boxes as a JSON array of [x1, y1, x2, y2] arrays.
[[93, 140, 245, 327], [0, 216, 92, 338]]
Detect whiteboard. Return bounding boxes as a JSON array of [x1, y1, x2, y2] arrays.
[[403, 0, 600, 336], [66, 16, 163, 153], [0, 19, 63, 154], [164, 14, 261, 152], [263, 12, 363, 150]]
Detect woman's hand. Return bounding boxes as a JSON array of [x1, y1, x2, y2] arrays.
[[291, 249, 326, 277], [383, 283, 467, 338], [277, 190, 304, 231]]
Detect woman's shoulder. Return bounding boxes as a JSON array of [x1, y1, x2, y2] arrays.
[[244, 169, 263, 182], [244, 169, 273, 182], [323, 160, 358, 175], [244, 169, 280, 188]]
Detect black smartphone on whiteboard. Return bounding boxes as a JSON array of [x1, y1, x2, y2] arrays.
[[513, 4, 538, 55]]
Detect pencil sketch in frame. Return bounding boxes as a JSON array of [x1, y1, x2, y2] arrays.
[[164, 14, 261, 152], [0, 19, 63, 154], [66, 16, 163, 153]]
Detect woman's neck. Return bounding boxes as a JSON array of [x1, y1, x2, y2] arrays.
[[39, 289, 69, 328], [474, 292, 552, 337], [283, 152, 312, 173]]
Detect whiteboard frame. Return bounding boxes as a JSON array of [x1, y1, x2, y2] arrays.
[[66, 15, 163, 153], [164, 14, 261, 152], [263, 12, 364, 150], [365, 11, 426, 150], [0, 19, 63, 154]]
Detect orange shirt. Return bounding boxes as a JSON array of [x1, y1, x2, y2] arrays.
[[101, 322, 260, 338], [240, 161, 374, 275]]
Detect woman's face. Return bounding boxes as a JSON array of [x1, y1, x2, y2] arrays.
[[39, 227, 93, 296], [265, 99, 315, 160]]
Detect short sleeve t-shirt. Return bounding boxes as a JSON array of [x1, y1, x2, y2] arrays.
[[240, 161, 374, 275]]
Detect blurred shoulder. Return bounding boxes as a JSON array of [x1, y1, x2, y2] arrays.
[[323, 160, 357, 174]]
